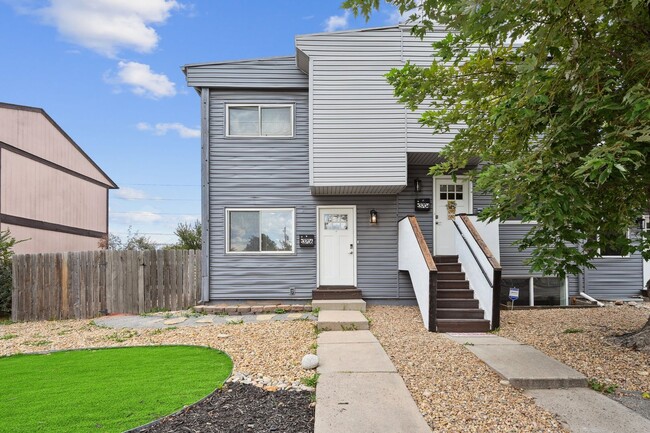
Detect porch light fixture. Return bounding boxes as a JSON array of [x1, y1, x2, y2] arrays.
[[370, 209, 378, 224], [414, 178, 422, 193]]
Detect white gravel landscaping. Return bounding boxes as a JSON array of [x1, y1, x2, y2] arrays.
[[0, 317, 316, 386], [366, 305, 567, 433], [498, 304, 650, 394]]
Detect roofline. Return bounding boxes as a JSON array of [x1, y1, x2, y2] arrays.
[[181, 55, 296, 73], [295, 24, 402, 39], [0, 102, 118, 189]]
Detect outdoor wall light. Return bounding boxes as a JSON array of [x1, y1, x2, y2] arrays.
[[414, 178, 422, 193], [370, 209, 378, 224]]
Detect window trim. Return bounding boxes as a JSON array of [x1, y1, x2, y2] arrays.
[[225, 104, 294, 138], [225, 208, 296, 255]]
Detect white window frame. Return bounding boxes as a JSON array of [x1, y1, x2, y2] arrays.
[[225, 208, 296, 255], [225, 104, 294, 138], [502, 275, 569, 306]]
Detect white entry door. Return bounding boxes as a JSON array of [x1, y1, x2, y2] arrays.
[[434, 177, 470, 255], [318, 207, 356, 286]]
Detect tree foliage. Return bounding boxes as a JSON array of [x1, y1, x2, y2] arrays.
[[345, 0, 650, 277], [106, 227, 156, 251], [168, 220, 202, 250], [0, 230, 24, 315]]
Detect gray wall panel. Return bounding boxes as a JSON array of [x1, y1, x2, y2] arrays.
[[208, 89, 400, 300], [500, 224, 644, 299], [185, 57, 307, 89]]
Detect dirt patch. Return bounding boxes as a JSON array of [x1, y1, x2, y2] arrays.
[[366, 305, 567, 432], [134, 382, 314, 433], [498, 305, 650, 393]]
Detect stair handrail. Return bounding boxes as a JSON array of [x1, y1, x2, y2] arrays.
[[452, 214, 502, 330], [398, 215, 438, 331]]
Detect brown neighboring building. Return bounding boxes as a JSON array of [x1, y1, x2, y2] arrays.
[[0, 102, 117, 254]]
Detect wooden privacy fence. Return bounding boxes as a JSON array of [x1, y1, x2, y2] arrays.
[[11, 249, 201, 321]]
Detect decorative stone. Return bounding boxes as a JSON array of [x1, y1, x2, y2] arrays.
[[628, 301, 637, 307], [301, 354, 319, 370], [163, 317, 186, 325], [224, 306, 239, 314], [614, 300, 624, 305], [287, 313, 303, 320], [423, 390, 432, 398], [195, 317, 213, 323], [237, 306, 251, 313], [500, 380, 510, 386], [217, 333, 230, 338], [250, 306, 264, 313], [263, 385, 278, 392], [256, 314, 275, 321], [639, 371, 649, 376]]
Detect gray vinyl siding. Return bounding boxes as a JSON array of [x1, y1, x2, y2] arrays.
[[207, 89, 400, 300], [501, 223, 644, 299], [185, 57, 308, 89], [296, 26, 455, 193]]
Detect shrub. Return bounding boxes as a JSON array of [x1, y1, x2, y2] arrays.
[[0, 230, 22, 316]]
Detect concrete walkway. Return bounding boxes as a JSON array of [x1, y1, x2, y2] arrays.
[[93, 312, 316, 329], [315, 331, 431, 433], [447, 333, 650, 432]]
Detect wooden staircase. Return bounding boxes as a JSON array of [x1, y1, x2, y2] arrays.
[[434, 255, 491, 332]]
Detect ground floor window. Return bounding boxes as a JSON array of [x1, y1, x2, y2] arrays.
[[226, 209, 294, 253], [501, 276, 567, 306]]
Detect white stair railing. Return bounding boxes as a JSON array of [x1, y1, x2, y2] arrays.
[[398, 216, 437, 331]]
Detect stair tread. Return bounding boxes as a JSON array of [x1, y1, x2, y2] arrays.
[[437, 318, 490, 322]]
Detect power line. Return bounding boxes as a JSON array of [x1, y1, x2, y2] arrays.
[[120, 183, 200, 187]]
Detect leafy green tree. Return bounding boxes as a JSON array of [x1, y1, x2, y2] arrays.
[[344, 0, 650, 348], [345, 0, 650, 275], [0, 230, 25, 315], [107, 227, 156, 251], [168, 220, 202, 250]]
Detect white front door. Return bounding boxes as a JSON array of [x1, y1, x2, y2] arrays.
[[434, 177, 470, 255], [318, 207, 356, 286]]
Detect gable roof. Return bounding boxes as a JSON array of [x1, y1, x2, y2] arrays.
[[0, 102, 117, 189]]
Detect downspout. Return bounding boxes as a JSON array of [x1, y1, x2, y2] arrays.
[[200, 87, 210, 303]]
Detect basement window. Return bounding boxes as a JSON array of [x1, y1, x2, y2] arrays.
[[226, 105, 293, 137], [501, 276, 567, 306], [226, 209, 294, 254]]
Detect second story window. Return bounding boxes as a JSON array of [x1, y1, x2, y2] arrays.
[[226, 104, 293, 137]]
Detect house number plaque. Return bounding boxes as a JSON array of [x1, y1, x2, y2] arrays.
[[415, 199, 431, 212], [299, 235, 315, 247]]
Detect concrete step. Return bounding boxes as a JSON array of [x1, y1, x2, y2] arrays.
[[437, 308, 485, 319], [437, 298, 479, 309], [433, 255, 459, 263], [318, 310, 369, 331], [436, 271, 465, 280], [437, 318, 491, 333], [312, 299, 366, 312], [437, 289, 475, 299], [435, 263, 461, 272], [437, 280, 469, 289]]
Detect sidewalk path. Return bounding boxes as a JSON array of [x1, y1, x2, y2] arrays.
[[315, 330, 431, 433], [447, 333, 650, 432], [93, 312, 315, 329]]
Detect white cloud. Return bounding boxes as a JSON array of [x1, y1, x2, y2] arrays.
[[37, 0, 179, 57], [115, 187, 147, 200], [137, 122, 200, 138], [110, 61, 176, 99], [123, 211, 163, 223], [324, 11, 349, 32]]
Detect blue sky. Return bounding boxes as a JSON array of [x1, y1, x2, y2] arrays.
[[0, 0, 403, 245]]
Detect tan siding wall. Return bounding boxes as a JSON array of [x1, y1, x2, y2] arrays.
[[1, 151, 107, 232], [0, 223, 101, 254], [0, 106, 112, 185]]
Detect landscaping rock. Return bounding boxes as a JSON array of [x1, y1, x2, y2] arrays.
[[615, 300, 625, 305], [301, 354, 319, 370]]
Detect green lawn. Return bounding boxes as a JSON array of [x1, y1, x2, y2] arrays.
[[0, 345, 232, 433]]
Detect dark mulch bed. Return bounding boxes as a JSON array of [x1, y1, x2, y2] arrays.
[[135, 382, 315, 433]]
